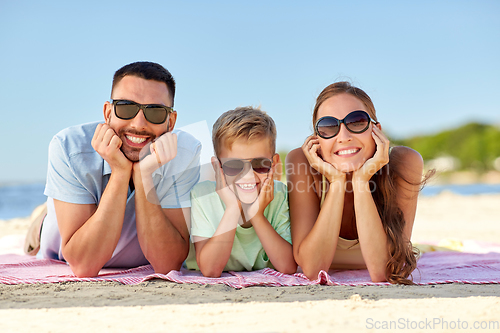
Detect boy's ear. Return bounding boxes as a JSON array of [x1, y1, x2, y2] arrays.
[[272, 153, 282, 181], [211, 156, 220, 172]]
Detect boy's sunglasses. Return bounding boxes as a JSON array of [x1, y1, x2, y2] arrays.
[[112, 99, 173, 125], [315, 110, 377, 139], [218, 157, 273, 176]]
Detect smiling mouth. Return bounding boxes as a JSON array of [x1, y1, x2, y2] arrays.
[[125, 135, 150, 146], [335, 148, 361, 156], [236, 183, 257, 191]]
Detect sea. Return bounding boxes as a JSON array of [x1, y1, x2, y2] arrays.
[[1, 182, 500, 220]]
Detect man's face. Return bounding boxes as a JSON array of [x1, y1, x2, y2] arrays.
[[103, 75, 177, 162]]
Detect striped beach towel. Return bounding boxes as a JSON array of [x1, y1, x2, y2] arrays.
[[1, 240, 499, 288]]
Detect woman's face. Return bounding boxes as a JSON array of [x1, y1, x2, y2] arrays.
[[316, 93, 378, 173]]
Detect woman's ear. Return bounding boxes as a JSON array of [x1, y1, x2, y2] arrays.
[[375, 122, 382, 131], [272, 153, 282, 181]]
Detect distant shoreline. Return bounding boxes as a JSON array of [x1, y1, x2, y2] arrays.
[[427, 170, 500, 185]]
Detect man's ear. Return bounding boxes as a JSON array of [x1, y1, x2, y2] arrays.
[[272, 153, 282, 181], [167, 111, 177, 132], [103, 101, 112, 124]]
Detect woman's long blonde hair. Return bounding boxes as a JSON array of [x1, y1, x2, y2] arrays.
[[313, 81, 431, 284]]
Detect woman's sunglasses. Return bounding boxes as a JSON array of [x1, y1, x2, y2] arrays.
[[112, 99, 173, 124], [218, 158, 273, 177], [315, 110, 377, 139]]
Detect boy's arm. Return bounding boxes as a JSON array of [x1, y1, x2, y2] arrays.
[[247, 174, 297, 274], [194, 160, 243, 277], [194, 205, 241, 277]]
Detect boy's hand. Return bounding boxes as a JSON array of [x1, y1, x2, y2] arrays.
[[353, 126, 390, 183], [211, 156, 240, 209], [302, 135, 345, 183], [244, 168, 274, 221], [136, 132, 178, 176], [91, 123, 132, 173]]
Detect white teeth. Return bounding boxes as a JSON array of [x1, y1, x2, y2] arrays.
[[237, 183, 256, 190], [337, 149, 360, 156], [126, 135, 146, 144]]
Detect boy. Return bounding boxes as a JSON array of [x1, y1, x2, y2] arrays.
[[185, 107, 296, 277]]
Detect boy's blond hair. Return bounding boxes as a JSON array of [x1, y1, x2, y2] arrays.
[[212, 106, 277, 156]]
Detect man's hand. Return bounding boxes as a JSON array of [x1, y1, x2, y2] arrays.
[[136, 132, 178, 176], [302, 135, 346, 183], [91, 123, 132, 173]]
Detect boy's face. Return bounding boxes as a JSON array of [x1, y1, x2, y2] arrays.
[[218, 137, 278, 204]]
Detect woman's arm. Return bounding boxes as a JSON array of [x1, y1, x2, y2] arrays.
[[351, 126, 391, 281], [351, 181, 389, 282], [286, 137, 346, 280], [392, 146, 425, 242], [352, 127, 423, 282]]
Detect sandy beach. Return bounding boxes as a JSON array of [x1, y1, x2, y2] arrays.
[[1, 192, 500, 332]]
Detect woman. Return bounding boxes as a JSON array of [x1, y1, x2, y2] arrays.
[[286, 82, 431, 284]]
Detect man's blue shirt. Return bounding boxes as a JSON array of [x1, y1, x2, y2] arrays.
[[38, 121, 201, 267]]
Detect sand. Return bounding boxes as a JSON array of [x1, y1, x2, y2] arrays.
[[1, 192, 500, 332]]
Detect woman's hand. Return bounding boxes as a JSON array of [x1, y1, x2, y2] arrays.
[[302, 135, 346, 183], [353, 126, 390, 183]]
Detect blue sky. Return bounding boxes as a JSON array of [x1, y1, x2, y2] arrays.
[[1, 0, 499, 183]]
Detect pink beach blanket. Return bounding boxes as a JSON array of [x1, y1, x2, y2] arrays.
[[1, 241, 500, 288]]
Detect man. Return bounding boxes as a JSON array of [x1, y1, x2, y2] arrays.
[[37, 62, 200, 277]]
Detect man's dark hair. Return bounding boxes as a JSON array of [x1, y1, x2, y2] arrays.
[[111, 61, 176, 106]]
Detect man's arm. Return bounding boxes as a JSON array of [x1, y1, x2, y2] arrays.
[[56, 172, 129, 277], [56, 123, 133, 277], [133, 170, 191, 274], [132, 131, 199, 274]]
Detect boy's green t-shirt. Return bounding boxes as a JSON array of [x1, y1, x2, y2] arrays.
[[185, 180, 291, 271]]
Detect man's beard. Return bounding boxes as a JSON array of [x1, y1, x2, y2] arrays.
[[117, 128, 156, 162]]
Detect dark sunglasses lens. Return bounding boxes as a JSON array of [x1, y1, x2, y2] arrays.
[[144, 106, 168, 124], [222, 160, 245, 176], [345, 111, 370, 133], [251, 158, 272, 174], [115, 102, 139, 120], [317, 117, 340, 138]]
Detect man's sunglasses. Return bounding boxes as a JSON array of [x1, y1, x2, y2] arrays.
[[315, 110, 377, 139], [112, 99, 173, 125], [218, 158, 273, 177]]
